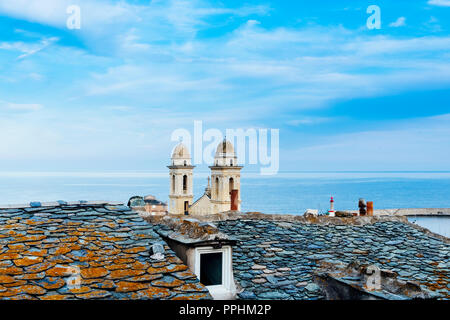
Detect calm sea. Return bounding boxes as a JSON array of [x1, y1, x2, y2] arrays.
[[1, 171, 449, 236], [1, 171, 450, 213]]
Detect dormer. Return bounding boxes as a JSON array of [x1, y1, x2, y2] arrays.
[[154, 218, 237, 299]]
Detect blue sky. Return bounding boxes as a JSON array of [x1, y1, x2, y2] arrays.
[[0, 0, 450, 173]]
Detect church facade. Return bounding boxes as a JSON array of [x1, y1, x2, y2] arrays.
[[168, 140, 243, 216]]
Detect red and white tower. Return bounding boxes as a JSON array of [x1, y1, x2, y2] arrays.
[[328, 196, 335, 217]]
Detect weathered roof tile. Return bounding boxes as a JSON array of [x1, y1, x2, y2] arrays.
[[0, 203, 210, 300]]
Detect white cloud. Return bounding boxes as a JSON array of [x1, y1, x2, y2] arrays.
[[77, 24, 450, 116], [0, 37, 59, 60], [0, 100, 43, 111], [0, 1, 450, 170], [428, 0, 450, 7], [0, 0, 133, 28], [288, 114, 450, 170], [0, 0, 269, 52], [286, 117, 333, 126], [246, 20, 261, 27], [389, 17, 406, 27]]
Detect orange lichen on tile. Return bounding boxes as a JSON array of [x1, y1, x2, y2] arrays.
[[167, 264, 188, 273], [124, 246, 147, 254], [130, 261, 149, 270], [75, 290, 111, 299], [67, 244, 82, 251], [16, 272, 46, 280], [126, 274, 162, 282], [2, 224, 21, 230], [105, 222, 117, 229], [3, 279, 27, 287], [115, 281, 148, 292], [65, 286, 92, 294], [135, 234, 153, 239], [146, 266, 164, 274], [90, 280, 116, 289], [26, 261, 55, 273], [151, 277, 184, 288], [66, 222, 82, 226], [40, 294, 73, 300], [21, 284, 47, 295], [0, 275, 15, 284], [0, 261, 13, 268], [89, 260, 110, 268], [98, 249, 121, 256], [24, 249, 47, 257], [167, 256, 183, 264], [4, 230, 21, 236], [91, 231, 107, 237], [46, 265, 71, 277], [130, 287, 172, 299], [175, 283, 206, 292], [27, 230, 45, 234], [110, 269, 146, 279], [48, 256, 74, 264], [0, 266, 23, 275], [60, 236, 78, 243], [0, 287, 22, 297], [0, 252, 21, 260], [113, 258, 135, 265], [99, 236, 124, 242], [80, 267, 108, 279], [173, 271, 196, 280], [105, 263, 129, 271], [76, 253, 97, 262], [39, 277, 66, 290], [25, 241, 44, 246], [152, 261, 169, 268], [8, 244, 28, 251], [68, 231, 84, 236], [23, 219, 46, 226], [52, 247, 71, 255], [81, 236, 97, 241], [13, 256, 43, 267], [171, 293, 210, 300]]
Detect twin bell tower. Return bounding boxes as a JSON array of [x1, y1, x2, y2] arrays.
[[168, 139, 243, 216]]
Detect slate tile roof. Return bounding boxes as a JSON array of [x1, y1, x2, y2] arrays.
[[216, 218, 450, 300], [0, 202, 210, 300]]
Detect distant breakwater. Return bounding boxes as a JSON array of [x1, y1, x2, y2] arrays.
[[346, 208, 450, 216]]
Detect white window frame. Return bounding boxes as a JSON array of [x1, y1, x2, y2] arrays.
[[194, 246, 232, 299]]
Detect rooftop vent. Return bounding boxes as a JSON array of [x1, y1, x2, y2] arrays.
[[150, 243, 165, 261]]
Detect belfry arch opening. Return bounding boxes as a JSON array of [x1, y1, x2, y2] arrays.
[[215, 177, 219, 198], [172, 175, 175, 193], [183, 175, 188, 193], [229, 178, 234, 194]]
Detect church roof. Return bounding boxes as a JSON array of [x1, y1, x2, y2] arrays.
[[214, 139, 236, 158], [171, 143, 191, 160]]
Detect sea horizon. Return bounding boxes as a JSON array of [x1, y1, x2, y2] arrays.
[[2, 170, 450, 215]]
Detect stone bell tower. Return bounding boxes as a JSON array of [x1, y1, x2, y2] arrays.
[[168, 143, 195, 215], [209, 139, 243, 213]]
